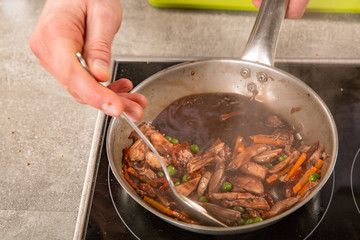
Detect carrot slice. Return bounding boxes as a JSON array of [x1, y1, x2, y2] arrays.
[[266, 175, 278, 184], [297, 181, 311, 196], [253, 136, 283, 146], [238, 146, 245, 153], [143, 196, 200, 224], [266, 164, 293, 184], [315, 159, 324, 169], [293, 166, 318, 194], [285, 152, 307, 181], [289, 166, 303, 183], [144, 196, 173, 216]]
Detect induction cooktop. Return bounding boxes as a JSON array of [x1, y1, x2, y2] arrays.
[[74, 57, 360, 240]]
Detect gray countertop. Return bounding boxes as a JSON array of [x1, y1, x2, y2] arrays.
[[0, 0, 359, 239]]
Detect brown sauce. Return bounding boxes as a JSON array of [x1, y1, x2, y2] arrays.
[[152, 93, 284, 150]]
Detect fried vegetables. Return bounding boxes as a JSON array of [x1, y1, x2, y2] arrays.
[[122, 121, 328, 227]]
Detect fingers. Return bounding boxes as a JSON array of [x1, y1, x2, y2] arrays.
[[107, 78, 133, 93], [29, 0, 146, 121], [68, 56, 146, 121], [83, 0, 123, 82], [286, 0, 310, 19], [252, 0, 309, 19]]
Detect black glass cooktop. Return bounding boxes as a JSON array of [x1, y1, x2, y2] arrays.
[[84, 59, 360, 240]]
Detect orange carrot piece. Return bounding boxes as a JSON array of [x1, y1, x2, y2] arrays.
[[266, 164, 293, 184], [298, 181, 310, 196], [266, 175, 278, 184], [315, 159, 324, 169], [232, 136, 245, 158], [144, 196, 173, 216], [144, 196, 200, 224], [238, 146, 245, 153], [289, 166, 303, 183], [253, 136, 283, 145], [293, 166, 318, 194], [285, 152, 307, 181]]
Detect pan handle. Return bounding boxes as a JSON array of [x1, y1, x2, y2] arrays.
[[241, 0, 288, 66]]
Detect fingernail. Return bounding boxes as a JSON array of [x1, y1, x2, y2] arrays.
[[93, 59, 110, 75], [101, 102, 120, 117]]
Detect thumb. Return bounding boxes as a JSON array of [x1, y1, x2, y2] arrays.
[[83, 0, 123, 81]]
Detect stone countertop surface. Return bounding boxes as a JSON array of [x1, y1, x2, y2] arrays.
[[0, 0, 359, 239]]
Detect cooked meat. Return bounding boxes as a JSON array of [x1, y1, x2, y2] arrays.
[[129, 139, 149, 161], [150, 133, 173, 155], [252, 129, 294, 154], [227, 144, 269, 171], [212, 192, 257, 200], [239, 161, 268, 180], [199, 202, 241, 225], [175, 177, 201, 197], [197, 171, 212, 197], [222, 197, 270, 210], [187, 156, 215, 173], [175, 148, 193, 166], [268, 150, 300, 174], [304, 143, 324, 171], [133, 165, 158, 180], [208, 156, 226, 194], [261, 196, 300, 219], [229, 175, 264, 195], [297, 144, 311, 153], [265, 115, 285, 128], [138, 183, 156, 197], [242, 209, 261, 219], [203, 142, 226, 158], [272, 129, 294, 154], [252, 149, 283, 163], [145, 152, 169, 169]]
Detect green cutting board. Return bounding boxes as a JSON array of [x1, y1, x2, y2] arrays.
[[148, 0, 360, 13]]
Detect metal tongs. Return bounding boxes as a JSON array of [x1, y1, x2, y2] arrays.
[[76, 52, 227, 227]]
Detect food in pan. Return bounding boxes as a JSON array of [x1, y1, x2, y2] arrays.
[[121, 93, 328, 226]]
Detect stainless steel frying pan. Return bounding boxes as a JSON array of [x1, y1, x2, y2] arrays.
[[106, 0, 338, 234]]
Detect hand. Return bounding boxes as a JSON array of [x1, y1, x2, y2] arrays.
[[29, 0, 147, 121], [252, 0, 310, 19]]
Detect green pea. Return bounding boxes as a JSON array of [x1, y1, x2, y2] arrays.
[[190, 144, 200, 154], [157, 171, 164, 178], [309, 172, 321, 182], [166, 165, 177, 176], [221, 181, 233, 192], [244, 219, 254, 225], [233, 206, 245, 213], [237, 218, 245, 226], [165, 136, 172, 142], [278, 154, 288, 161], [199, 196, 208, 202], [265, 163, 273, 169], [174, 181, 180, 186], [171, 138, 179, 144], [254, 217, 263, 223], [182, 174, 189, 182]]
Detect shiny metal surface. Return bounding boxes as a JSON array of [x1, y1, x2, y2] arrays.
[[241, 0, 288, 66]]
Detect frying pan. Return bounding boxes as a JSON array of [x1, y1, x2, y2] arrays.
[[106, 0, 338, 235]]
